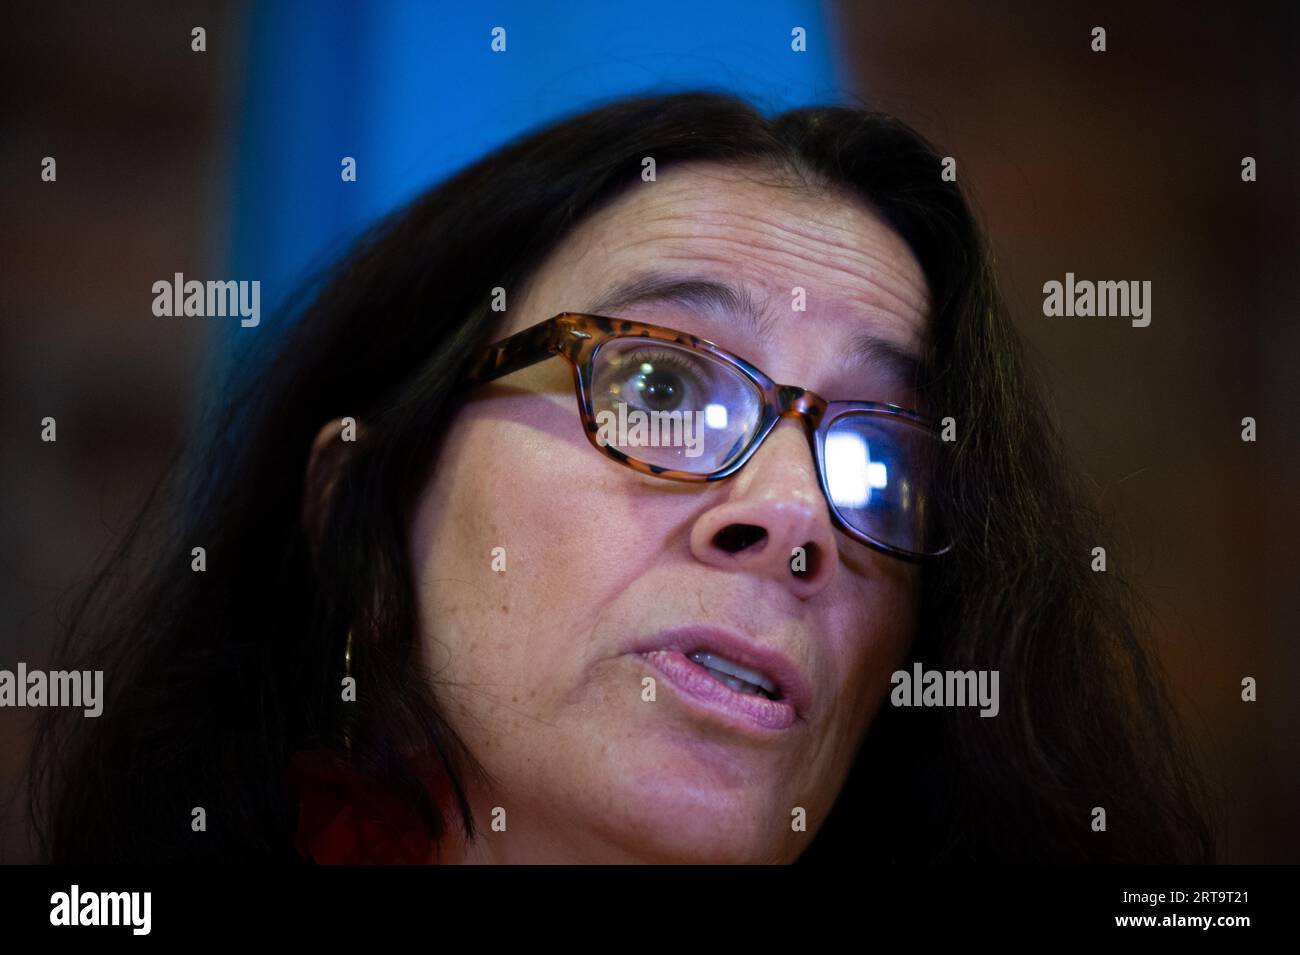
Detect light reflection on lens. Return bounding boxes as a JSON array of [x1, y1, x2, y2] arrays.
[[822, 412, 946, 555], [826, 430, 888, 508]]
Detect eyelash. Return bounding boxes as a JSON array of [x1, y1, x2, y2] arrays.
[[618, 347, 698, 375]]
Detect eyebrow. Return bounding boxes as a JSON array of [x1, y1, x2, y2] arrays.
[[584, 270, 924, 391]]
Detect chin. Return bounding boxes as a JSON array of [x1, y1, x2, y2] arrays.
[[603, 773, 787, 864], [614, 822, 781, 864]]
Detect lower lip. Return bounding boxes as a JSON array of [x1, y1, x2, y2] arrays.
[[639, 650, 799, 733]]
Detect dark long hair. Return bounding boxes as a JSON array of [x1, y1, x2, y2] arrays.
[[29, 91, 1216, 863]]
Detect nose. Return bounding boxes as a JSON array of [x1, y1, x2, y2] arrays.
[[687, 418, 839, 599]]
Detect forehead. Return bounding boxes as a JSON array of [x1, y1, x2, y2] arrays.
[[512, 162, 932, 396]]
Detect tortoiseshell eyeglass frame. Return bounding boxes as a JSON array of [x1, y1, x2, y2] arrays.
[[460, 312, 952, 561]]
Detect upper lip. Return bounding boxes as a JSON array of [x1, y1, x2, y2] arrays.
[[628, 625, 813, 719]]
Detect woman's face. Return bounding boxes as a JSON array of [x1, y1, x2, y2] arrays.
[[409, 161, 931, 863]]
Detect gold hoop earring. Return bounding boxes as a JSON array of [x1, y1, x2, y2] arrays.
[[343, 629, 354, 759]]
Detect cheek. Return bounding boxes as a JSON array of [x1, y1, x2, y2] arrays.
[[826, 558, 921, 731], [407, 407, 653, 716]]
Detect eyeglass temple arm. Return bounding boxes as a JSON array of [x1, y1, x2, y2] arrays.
[[460, 318, 562, 387]]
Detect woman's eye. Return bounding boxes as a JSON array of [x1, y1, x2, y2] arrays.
[[610, 353, 701, 412], [631, 367, 684, 410]]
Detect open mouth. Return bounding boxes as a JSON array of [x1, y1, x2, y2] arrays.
[[628, 624, 811, 732], [686, 649, 780, 701]]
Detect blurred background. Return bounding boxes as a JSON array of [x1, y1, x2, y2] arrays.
[[1, 0, 1296, 862]]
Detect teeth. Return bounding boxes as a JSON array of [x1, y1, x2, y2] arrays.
[[698, 664, 761, 695], [688, 651, 778, 696]]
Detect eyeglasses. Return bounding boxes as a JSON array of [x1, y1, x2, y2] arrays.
[[460, 313, 952, 561]]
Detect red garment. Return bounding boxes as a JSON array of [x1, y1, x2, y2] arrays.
[[288, 748, 460, 864]]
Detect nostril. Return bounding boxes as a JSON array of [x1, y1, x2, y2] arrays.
[[712, 523, 768, 554], [791, 542, 822, 579]]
